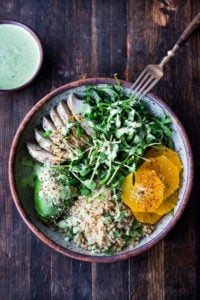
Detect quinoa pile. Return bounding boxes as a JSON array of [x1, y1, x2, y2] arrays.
[[59, 191, 154, 254]]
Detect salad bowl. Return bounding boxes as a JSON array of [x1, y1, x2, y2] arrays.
[[8, 78, 193, 262]]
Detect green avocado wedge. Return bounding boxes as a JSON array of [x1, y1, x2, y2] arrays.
[[34, 177, 59, 223], [33, 164, 79, 224]]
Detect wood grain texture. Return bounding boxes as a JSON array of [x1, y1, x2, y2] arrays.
[[0, 0, 199, 299], [91, 261, 129, 300]]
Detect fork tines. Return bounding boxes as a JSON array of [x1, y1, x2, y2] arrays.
[[129, 65, 163, 99]]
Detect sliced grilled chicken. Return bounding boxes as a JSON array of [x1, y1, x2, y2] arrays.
[[27, 93, 91, 164], [26, 143, 66, 164]]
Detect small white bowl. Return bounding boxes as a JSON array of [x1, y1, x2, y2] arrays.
[[0, 20, 43, 95]]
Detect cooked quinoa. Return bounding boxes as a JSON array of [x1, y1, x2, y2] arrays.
[[58, 191, 154, 254]]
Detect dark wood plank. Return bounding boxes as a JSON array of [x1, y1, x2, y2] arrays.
[[108, 0, 128, 78], [71, 261, 92, 300], [158, 2, 199, 299], [91, 0, 111, 77], [191, 2, 200, 298], [0, 95, 25, 299], [91, 0, 127, 78], [50, 254, 72, 299], [162, 1, 200, 300], [46, 0, 93, 85], [0, 96, 34, 299], [129, 253, 149, 300], [147, 242, 165, 300], [91, 261, 129, 300], [30, 239, 51, 300]]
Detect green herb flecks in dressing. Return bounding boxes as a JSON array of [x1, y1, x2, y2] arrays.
[[0, 24, 40, 90]]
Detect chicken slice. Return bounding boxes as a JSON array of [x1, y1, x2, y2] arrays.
[[56, 100, 89, 148], [34, 128, 70, 159], [56, 101, 71, 124], [34, 128, 52, 151], [67, 94, 93, 136], [43, 116, 56, 133], [26, 143, 66, 164], [50, 108, 66, 134]]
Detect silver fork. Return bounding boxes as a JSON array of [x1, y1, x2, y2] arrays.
[[129, 12, 200, 99]]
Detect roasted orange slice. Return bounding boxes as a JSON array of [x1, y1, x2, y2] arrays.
[[122, 169, 164, 213], [122, 146, 181, 225], [138, 155, 179, 199], [133, 192, 178, 224], [155, 191, 178, 216], [145, 145, 182, 172], [133, 211, 161, 224]]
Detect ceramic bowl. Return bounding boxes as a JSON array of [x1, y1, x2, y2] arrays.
[[0, 20, 43, 95], [8, 78, 193, 262]]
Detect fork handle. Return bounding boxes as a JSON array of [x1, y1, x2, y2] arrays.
[[176, 12, 200, 46], [159, 12, 200, 68]]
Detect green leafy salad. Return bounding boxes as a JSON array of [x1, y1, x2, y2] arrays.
[[24, 78, 173, 254], [67, 80, 172, 195]]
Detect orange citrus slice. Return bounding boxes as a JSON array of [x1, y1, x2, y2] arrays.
[[144, 145, 182, 172], [133, 211, 161, 224], [132, 192, 178, 224], [138, 155, 179, 199], [122, 169, 164, 213], [155, 191, 178, 216], [122, 146, 182, 224]]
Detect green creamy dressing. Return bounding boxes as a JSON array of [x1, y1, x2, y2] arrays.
[[0, 24, 40, 90]]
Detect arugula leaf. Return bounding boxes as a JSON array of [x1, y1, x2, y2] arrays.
[[42, 130, 52, 137], [103, 247, 115, 256], [82, 179, 96, 190], [80, 185, 91, 196]]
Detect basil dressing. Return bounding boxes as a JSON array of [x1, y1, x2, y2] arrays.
[[0, 24, 40, 90]]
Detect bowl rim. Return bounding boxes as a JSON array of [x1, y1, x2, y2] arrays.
[[8, 77, 194, 263], [0, 19, 43, 95]]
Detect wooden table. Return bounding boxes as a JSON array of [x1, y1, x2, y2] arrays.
[[0, 1, 199, 299]]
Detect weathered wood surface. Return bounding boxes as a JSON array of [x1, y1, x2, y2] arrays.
[[0, 0, 199, 299]]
